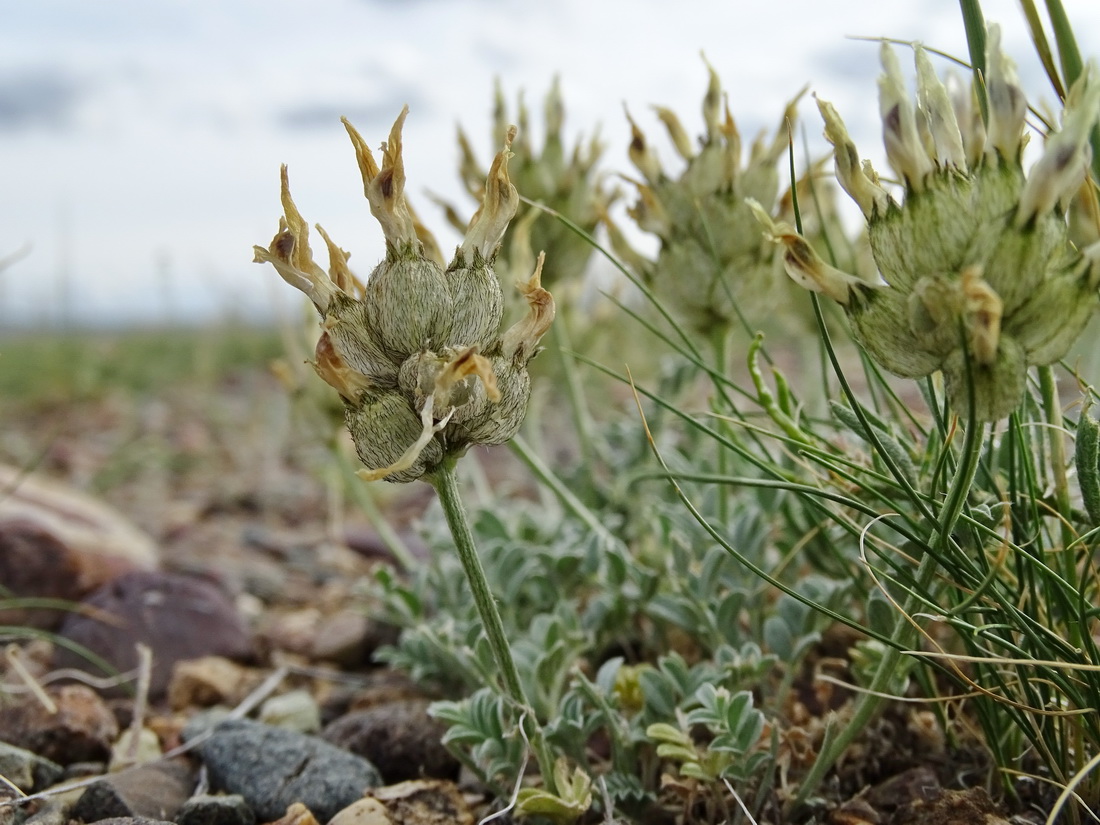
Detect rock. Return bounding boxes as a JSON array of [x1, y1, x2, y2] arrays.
[[84, 818, 177, 825], [309, 611, 370, 667], [182, 718, 382, 822], [0, 741, 63, 793], [326, 798, 391, 825], [109, 727, 163, 771], [321, 701, 458, 783], [0, 787, 21, 825], [0, 464, 158, 629], [69, 758, 195, 823], [892, 787, 1010, 825], [52, 571, 254, 699], [258, 690, 321, 734], [369, 780, 473, 825], [167, 656, 259, 712], [0, 685, 118, 765], [265, 803, 319, 825], [264, 608, 322, 656], [20, 798, 70, 825], [175, 794, 255, 825]]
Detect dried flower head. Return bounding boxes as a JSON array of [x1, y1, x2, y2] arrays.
[[756, 27, 1100, 421], [254, 107, 554, 482]]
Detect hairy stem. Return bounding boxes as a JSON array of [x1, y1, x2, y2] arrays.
[[427, 456, 558, 794]]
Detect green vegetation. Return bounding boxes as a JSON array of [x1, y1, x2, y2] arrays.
[[0, 325, 284, 404]]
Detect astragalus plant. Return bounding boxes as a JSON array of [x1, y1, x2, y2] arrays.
[[254, 107, 562, 792], [754, 24, 1100, 421], [258, 4, 1100, 823], [732, 12, 1100, 820]]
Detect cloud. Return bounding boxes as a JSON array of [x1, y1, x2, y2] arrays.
[[0, 68, 83, 132], [275, 93, 427, 132]]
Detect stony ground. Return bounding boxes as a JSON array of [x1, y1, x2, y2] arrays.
[[0, 330, 1029, 825]]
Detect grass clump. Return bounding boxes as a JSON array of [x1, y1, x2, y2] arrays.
[[323, 4, 1100, 821]]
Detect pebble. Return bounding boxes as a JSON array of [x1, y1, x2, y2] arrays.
[[109, 727, 163, 771], [69, 758, 195, 823], [0, 741, 63, 793], [326, 798, 390, 825], [182, 718, 382, 823], [321, 701, 458, 783], [264, 803, 319, 825], [174, 794, 255, 825], [52, 571, 255, 699], [330, 780, 473, 825], [258, 690, 321, 735], [167, 656, 259, 712], [0, 685, 118, 766], [0, 464, 159, 630], [308, 610, 371, 667]]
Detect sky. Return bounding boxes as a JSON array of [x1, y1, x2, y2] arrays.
[[1, 0, 1099, 328]]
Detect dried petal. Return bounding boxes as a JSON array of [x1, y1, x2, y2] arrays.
[[915, 46, 967, 169], [500, 253, 555, 364], [985, 24, 1027, 162], [817, 97, 892, 218], [878, 43, 934, 189], [462, 127, 520, 261]]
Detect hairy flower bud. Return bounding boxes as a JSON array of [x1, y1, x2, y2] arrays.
[[608, 60, 855, 335], [758, 27, 1100, 421], [255, 109, 554, 482]]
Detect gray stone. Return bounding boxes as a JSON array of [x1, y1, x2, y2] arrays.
[[69, 759, 195, 823], [175, 794, 255, 825], [0, 741, 63, 793], [321, 701, 458, 783], [184, 718, 381, 822]]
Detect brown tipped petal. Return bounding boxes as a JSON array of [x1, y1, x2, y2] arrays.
[[342, 118, 381, 198], [253, 205, 336, 312], [817, 96, 891, 217], [748, 198, 867, 305], [878, 44, 933, 189], [313, 331, 374, 402], [436, 347, 501, 405], [502, 252, 555, 362], [625, 106, 662, 184], [314, 224, 355, 294], [366, 106, 420, 251], [462, 126, 520, 260], [653, 105, 695, 161], [960, 267, 1003, 366], [1016, 68, 1100, 227]]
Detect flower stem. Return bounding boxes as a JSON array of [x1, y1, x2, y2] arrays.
[[427, 456, 558, 794]]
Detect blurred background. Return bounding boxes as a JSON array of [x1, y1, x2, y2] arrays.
[[2, 0, 1099, 329]]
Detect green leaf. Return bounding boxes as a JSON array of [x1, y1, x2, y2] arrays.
[[1076, 410, 1100, 527]]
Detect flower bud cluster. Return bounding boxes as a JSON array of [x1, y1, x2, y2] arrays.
[[441, 79, 611, 293], [254, 108, 555, 482], [606, 61, 849, 335], [756, 26, 1100, 420]]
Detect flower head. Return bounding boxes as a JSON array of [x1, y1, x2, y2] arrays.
[[756, 28, 1100, 421], [254, 109, 554, 482], [606, 59, 858, 334], [444, 79, 611, 293]]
